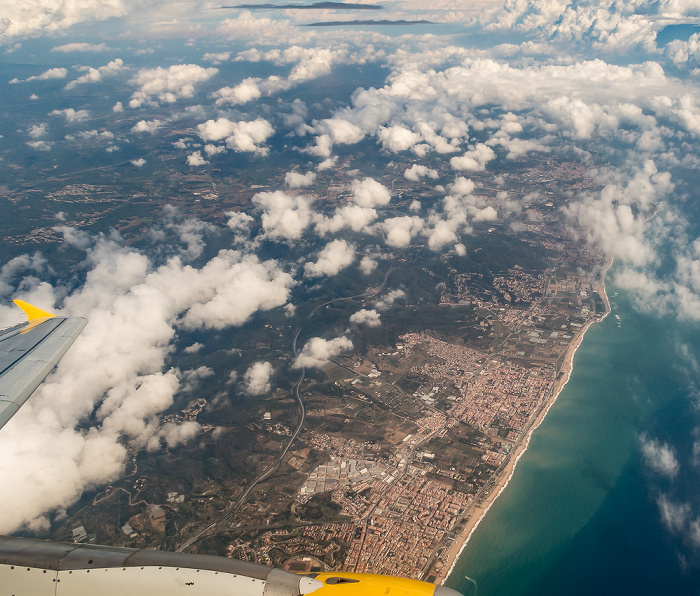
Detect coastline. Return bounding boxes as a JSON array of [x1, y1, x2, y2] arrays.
[[435, 256, 613, 585]]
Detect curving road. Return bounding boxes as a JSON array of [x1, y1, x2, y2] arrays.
[[177, 272, 393, 553], [176, 363, 306, 553]]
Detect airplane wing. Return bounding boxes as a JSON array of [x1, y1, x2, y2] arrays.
[[0, 535, 323, 596], [0, 536, 460, 596], [0, 300, 86, 430]]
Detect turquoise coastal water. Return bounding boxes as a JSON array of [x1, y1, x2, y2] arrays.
[[446, 277, 700, 595]]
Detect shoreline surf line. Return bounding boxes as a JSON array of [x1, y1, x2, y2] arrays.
[[436, 255, 614, 585]]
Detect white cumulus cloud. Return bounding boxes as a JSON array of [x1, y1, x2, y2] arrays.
[[642, 437, 680, 480], [50, 108, 90, 123], [450, 143, 496, 172], [405, 164, 439, 181], [0, 231, 296, 533], [292, 336, 353, 369], [304, 239, 356, 278], [66, 59, 125, 90], [240, 361, 273, 396], [131, 119, 162, 134], [285, 171, 317, 188], [352, 177, 391, 208], [10, 67, 68, 83], [1, 0, 126, 41], [212, 77, 263, 106], [375, 289, 406, 310], [187, 151, 209, 166], [197, 117, 274, 155], [52, 42, 109, 52], [253, 191, 313, 241], [350, 309, 381, 327], [129, 64, 218, 107]]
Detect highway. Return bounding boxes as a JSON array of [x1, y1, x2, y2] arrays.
[[177, 272, 393, 552], [176, 363, 307, 552]]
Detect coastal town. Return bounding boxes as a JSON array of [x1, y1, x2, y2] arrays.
[[3, 110, 615, 582], [158, 247, 610, 582], [38, 155, 614, 582]]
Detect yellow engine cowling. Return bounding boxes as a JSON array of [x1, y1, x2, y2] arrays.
[[306, 572, 463, 596]]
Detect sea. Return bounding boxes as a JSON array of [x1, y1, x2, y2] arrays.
[[445, 270, 700, 595]]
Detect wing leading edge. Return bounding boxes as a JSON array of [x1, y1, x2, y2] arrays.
[[0, 300, 86, 430], [0, 536, 461, 596]]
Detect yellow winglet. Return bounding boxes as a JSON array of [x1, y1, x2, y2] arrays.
[[13, 300, 56, 321]]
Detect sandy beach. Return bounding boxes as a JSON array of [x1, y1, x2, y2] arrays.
[[434, 256, 613, 585]]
